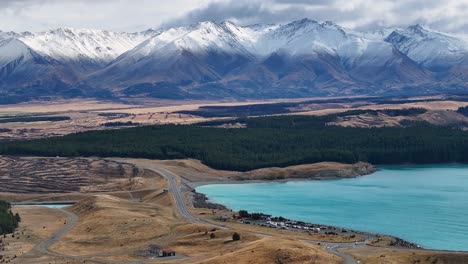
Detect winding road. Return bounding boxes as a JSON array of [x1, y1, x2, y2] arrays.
[[324, 242, 362, 264], [25, 160, 362, 264], [26, 208, 141, 264], [34, 209, 78, 256], [133, 163, 226, 228], [130, 161, 362, 264]]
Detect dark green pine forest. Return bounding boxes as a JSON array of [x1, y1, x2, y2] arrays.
[[0, 201, 20, 235], [458, 106, 468, 117], [1, 113, 468, 171]]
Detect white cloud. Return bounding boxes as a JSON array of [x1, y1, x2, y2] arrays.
[[0, 0, 467, 37], [0, 0, 209, 32]]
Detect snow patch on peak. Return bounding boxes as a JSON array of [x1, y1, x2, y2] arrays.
[[355, 28, 397, 40], [385, 25, 468, 69], [126, 20, 255, 60], [119, 18, 399, 64], [291, 18, 319, 27], [0, 38, 35, 65], [0, 31, 20, 42], [18, 28, 154, 63]]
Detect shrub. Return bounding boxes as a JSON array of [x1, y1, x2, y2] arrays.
[[457, 106, 468, 117], [0, 201, 19, 235], [238, 210, 250, 218], [232, 232, 241, 241]]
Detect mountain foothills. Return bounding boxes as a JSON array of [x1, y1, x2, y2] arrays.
[[1, 19, 468, 102]]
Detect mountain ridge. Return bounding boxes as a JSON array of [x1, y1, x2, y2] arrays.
[[1, 19, 468, 102]]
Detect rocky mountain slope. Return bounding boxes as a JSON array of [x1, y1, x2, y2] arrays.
[[1, 19, 467, 102]]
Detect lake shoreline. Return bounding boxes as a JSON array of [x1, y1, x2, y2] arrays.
[[188, 169, 422, 250], [187, 162, 377, 188], [188, 163, 468, 188], [188, 176, 362, 188], [191, 165, 468, 252], [191, 189, 422, 250]]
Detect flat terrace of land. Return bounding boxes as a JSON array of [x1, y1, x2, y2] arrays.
[[4, 111, 468, 172], [0, 157, 144, 197], [1, 96, 467, 140], [134, 159, 376, 185], [0, 97, 294, 140]]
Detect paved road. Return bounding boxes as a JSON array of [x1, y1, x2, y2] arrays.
[[323, 242, 363, 264], [26, 207, 142, 264], [19, 161, 222, 264], [130, 162, 227, 229], [34, 209, 78, 255], [28, 160, 362, 264], [130, 161, 362, 263]]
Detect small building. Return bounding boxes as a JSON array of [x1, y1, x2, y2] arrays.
[[217, 215, 230, 222], [148, 245, 176, 258], [149, 245, 162, 256], [162, 249, 176, 257]]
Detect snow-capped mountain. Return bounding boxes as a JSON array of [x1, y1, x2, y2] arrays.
[[356, 28, 397, 41], [385, 25, 468, 70], [93, 21, 260, 86], [0, 28, 158, 98], [1, 19, 468, 102], [0, 37, 81, 102], [94, 19, 430, 96], [18, 28, 156, 72], [0, 31, 19, 42]]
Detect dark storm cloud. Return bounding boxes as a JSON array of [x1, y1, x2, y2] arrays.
[[164, 0, 468, 37], [0, 0, 467, 38], [164, 0, 346, 27]]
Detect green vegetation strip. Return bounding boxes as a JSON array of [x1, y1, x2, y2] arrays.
[[0, 201, 20, 235], [97, 113, 131, 118], [458, 106, 468, 117], [102, 121, 139, 127], [0, 116, 70, 124], [178, 103, 427, 118], [1, 113, 467, 171]]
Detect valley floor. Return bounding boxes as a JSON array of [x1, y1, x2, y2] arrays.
[[1, 157, 468, 264], [1, 96, 467, 140]]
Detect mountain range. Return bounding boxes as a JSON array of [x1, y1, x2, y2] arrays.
[[1, 18, 468, 103]]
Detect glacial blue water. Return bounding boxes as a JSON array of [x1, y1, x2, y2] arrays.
[[15, 204, 71, 209], [197, 165, 468, 251], [35, 204, 70, 209]]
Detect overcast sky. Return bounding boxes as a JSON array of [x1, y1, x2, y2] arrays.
[[1, 0, 467, 36]]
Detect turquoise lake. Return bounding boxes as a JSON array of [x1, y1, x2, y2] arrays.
[[197, 165, 468, 251], [15, 204, 72, 209]]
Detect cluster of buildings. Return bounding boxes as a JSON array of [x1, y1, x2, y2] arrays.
[[237, 213, 331, 234], [263, 220, 322, 232]]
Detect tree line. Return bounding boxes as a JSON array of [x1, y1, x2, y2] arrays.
[[458, 106, 468, 117], [0, 114, 468, 171], [0, 116, 70, 124], [0, 201, 20, 235]]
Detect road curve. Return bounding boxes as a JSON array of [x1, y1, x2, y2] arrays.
[[21, 161, 359, 264], [130, 161, 361, 264], [129, 162, 227, 229], [324, 242, 361, 264], [34, 208, 78, 255], [27, 207, 141, 264]]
